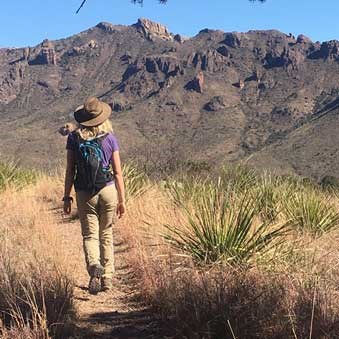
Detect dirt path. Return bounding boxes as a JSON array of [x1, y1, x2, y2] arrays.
[[55, 212, 167, 339]]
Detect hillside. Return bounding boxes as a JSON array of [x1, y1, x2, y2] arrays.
[[1, 18, 339, 179]]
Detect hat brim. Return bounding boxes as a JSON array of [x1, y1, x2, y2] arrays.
[[74, 101, 111, 127]]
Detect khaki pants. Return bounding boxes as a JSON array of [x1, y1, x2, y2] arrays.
[[76, 185, 118, 279]]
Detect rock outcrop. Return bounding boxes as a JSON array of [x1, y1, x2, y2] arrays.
[[264, 47, 305, 69], [41, 40, 57, 65], [67, 40, 98, 56], [133, 18, 173, 41], [185, 71, 204, 93], [233, 80, 245, 89], [145, 56, 184, 77], [29, 39, 56, 65], [187, 50, 230, 72], [0, 61, 27, 104], [204, 96, 226, 111], [222, 32, 243, 48], [96, 22, 115, 32], [297, 34, 312, 44]]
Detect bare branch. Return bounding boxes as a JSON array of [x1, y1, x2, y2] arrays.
[[76, 0, 87, 14]]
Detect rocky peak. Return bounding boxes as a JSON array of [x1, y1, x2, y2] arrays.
[[38, 39, 56, 65], [133, 18, 173, 41], [96, 22, 115, 32], [222, 32, 243, 48], [297, 34, 312, 44]]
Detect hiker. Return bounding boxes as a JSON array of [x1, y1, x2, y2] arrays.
[[63, 97, 126, 294]]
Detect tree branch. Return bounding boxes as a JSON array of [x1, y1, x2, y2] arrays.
[[76, 0, 87, 14]]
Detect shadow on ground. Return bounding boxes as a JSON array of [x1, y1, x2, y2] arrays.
[[73, 308, 173, 339]]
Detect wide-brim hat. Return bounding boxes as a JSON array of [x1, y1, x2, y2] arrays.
[[74, 97, 111, 127]]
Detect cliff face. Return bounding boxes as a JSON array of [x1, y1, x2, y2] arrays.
[[0, 19, 339, 179]]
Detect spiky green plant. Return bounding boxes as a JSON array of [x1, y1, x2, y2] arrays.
[[0, 160, 38, 191], [253, 173, 286, 223], [122, 162, 149, 203], [283, 190, 339, 236], [165, 175, 211, 206], [220, 163, 258, 194], [164, 180, 289, 265]]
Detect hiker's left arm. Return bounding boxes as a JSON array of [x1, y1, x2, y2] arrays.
[[63, 150, 75, 214]]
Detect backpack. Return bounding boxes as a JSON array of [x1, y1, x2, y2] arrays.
[[73, 133, 113, 194]]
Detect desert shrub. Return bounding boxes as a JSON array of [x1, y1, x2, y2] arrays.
[[122, 162, 149, 202], [0, 160, 38, 191], [164, 180, 289, 265], [283, 190, 339, 236]]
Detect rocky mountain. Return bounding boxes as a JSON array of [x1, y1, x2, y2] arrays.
[[1, 18, 339, 179]]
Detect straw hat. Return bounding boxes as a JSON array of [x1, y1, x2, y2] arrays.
[[74, 97, 111, 127]]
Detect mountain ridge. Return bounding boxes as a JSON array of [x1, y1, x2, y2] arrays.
[[1, 18, 339, 179]]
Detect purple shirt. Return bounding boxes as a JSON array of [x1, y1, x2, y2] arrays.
[[66, 132, 119, 169]]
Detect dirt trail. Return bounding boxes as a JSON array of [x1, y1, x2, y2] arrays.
[[55, 212, 166, 339]]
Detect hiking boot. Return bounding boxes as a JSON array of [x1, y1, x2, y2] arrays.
[[101, 277, 112, 292], [88, 264, 104, 295]]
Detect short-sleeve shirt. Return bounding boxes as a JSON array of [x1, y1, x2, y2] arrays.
[[66, 132, 119, 169]]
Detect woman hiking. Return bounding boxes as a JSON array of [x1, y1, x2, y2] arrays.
[[63, 97, 126, 295]]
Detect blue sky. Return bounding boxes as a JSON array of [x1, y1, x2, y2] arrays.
[[1, 0, 338, 47]]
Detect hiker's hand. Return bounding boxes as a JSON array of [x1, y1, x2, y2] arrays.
[[63, 196, 73, 215], [63, 200, 72, 214], [116, 202, 126, 219]]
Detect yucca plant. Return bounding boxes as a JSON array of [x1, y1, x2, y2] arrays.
[[165, 175, 211, 206], [283, 190, 339, 236], [220, 163, 258, 194], [254, 173, 285, 223], [122, 162, 149, 203], [0, 160, 38, 191], [164, 180, 289, 265]]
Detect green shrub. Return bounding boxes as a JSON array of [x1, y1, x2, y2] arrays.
[[164, 180, 289, 265], [283, 190, 339, 236], [0, 161, 38, 191]]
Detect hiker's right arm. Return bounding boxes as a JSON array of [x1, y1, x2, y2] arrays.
[[64, 150, 75, 214], [112, 150, 126, 218]]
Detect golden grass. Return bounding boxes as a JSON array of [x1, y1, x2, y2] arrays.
[[119, 183, 339, 338], [2, 166, 339, 338], [0, 177, 75, 339]]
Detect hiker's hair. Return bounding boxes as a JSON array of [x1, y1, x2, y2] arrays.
[[77, 119, 113, 140]]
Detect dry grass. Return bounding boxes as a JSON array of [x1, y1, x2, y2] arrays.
[[119, 182, 339, 339], [2, 164, 339, 338], [0, 177, 75, 339]]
